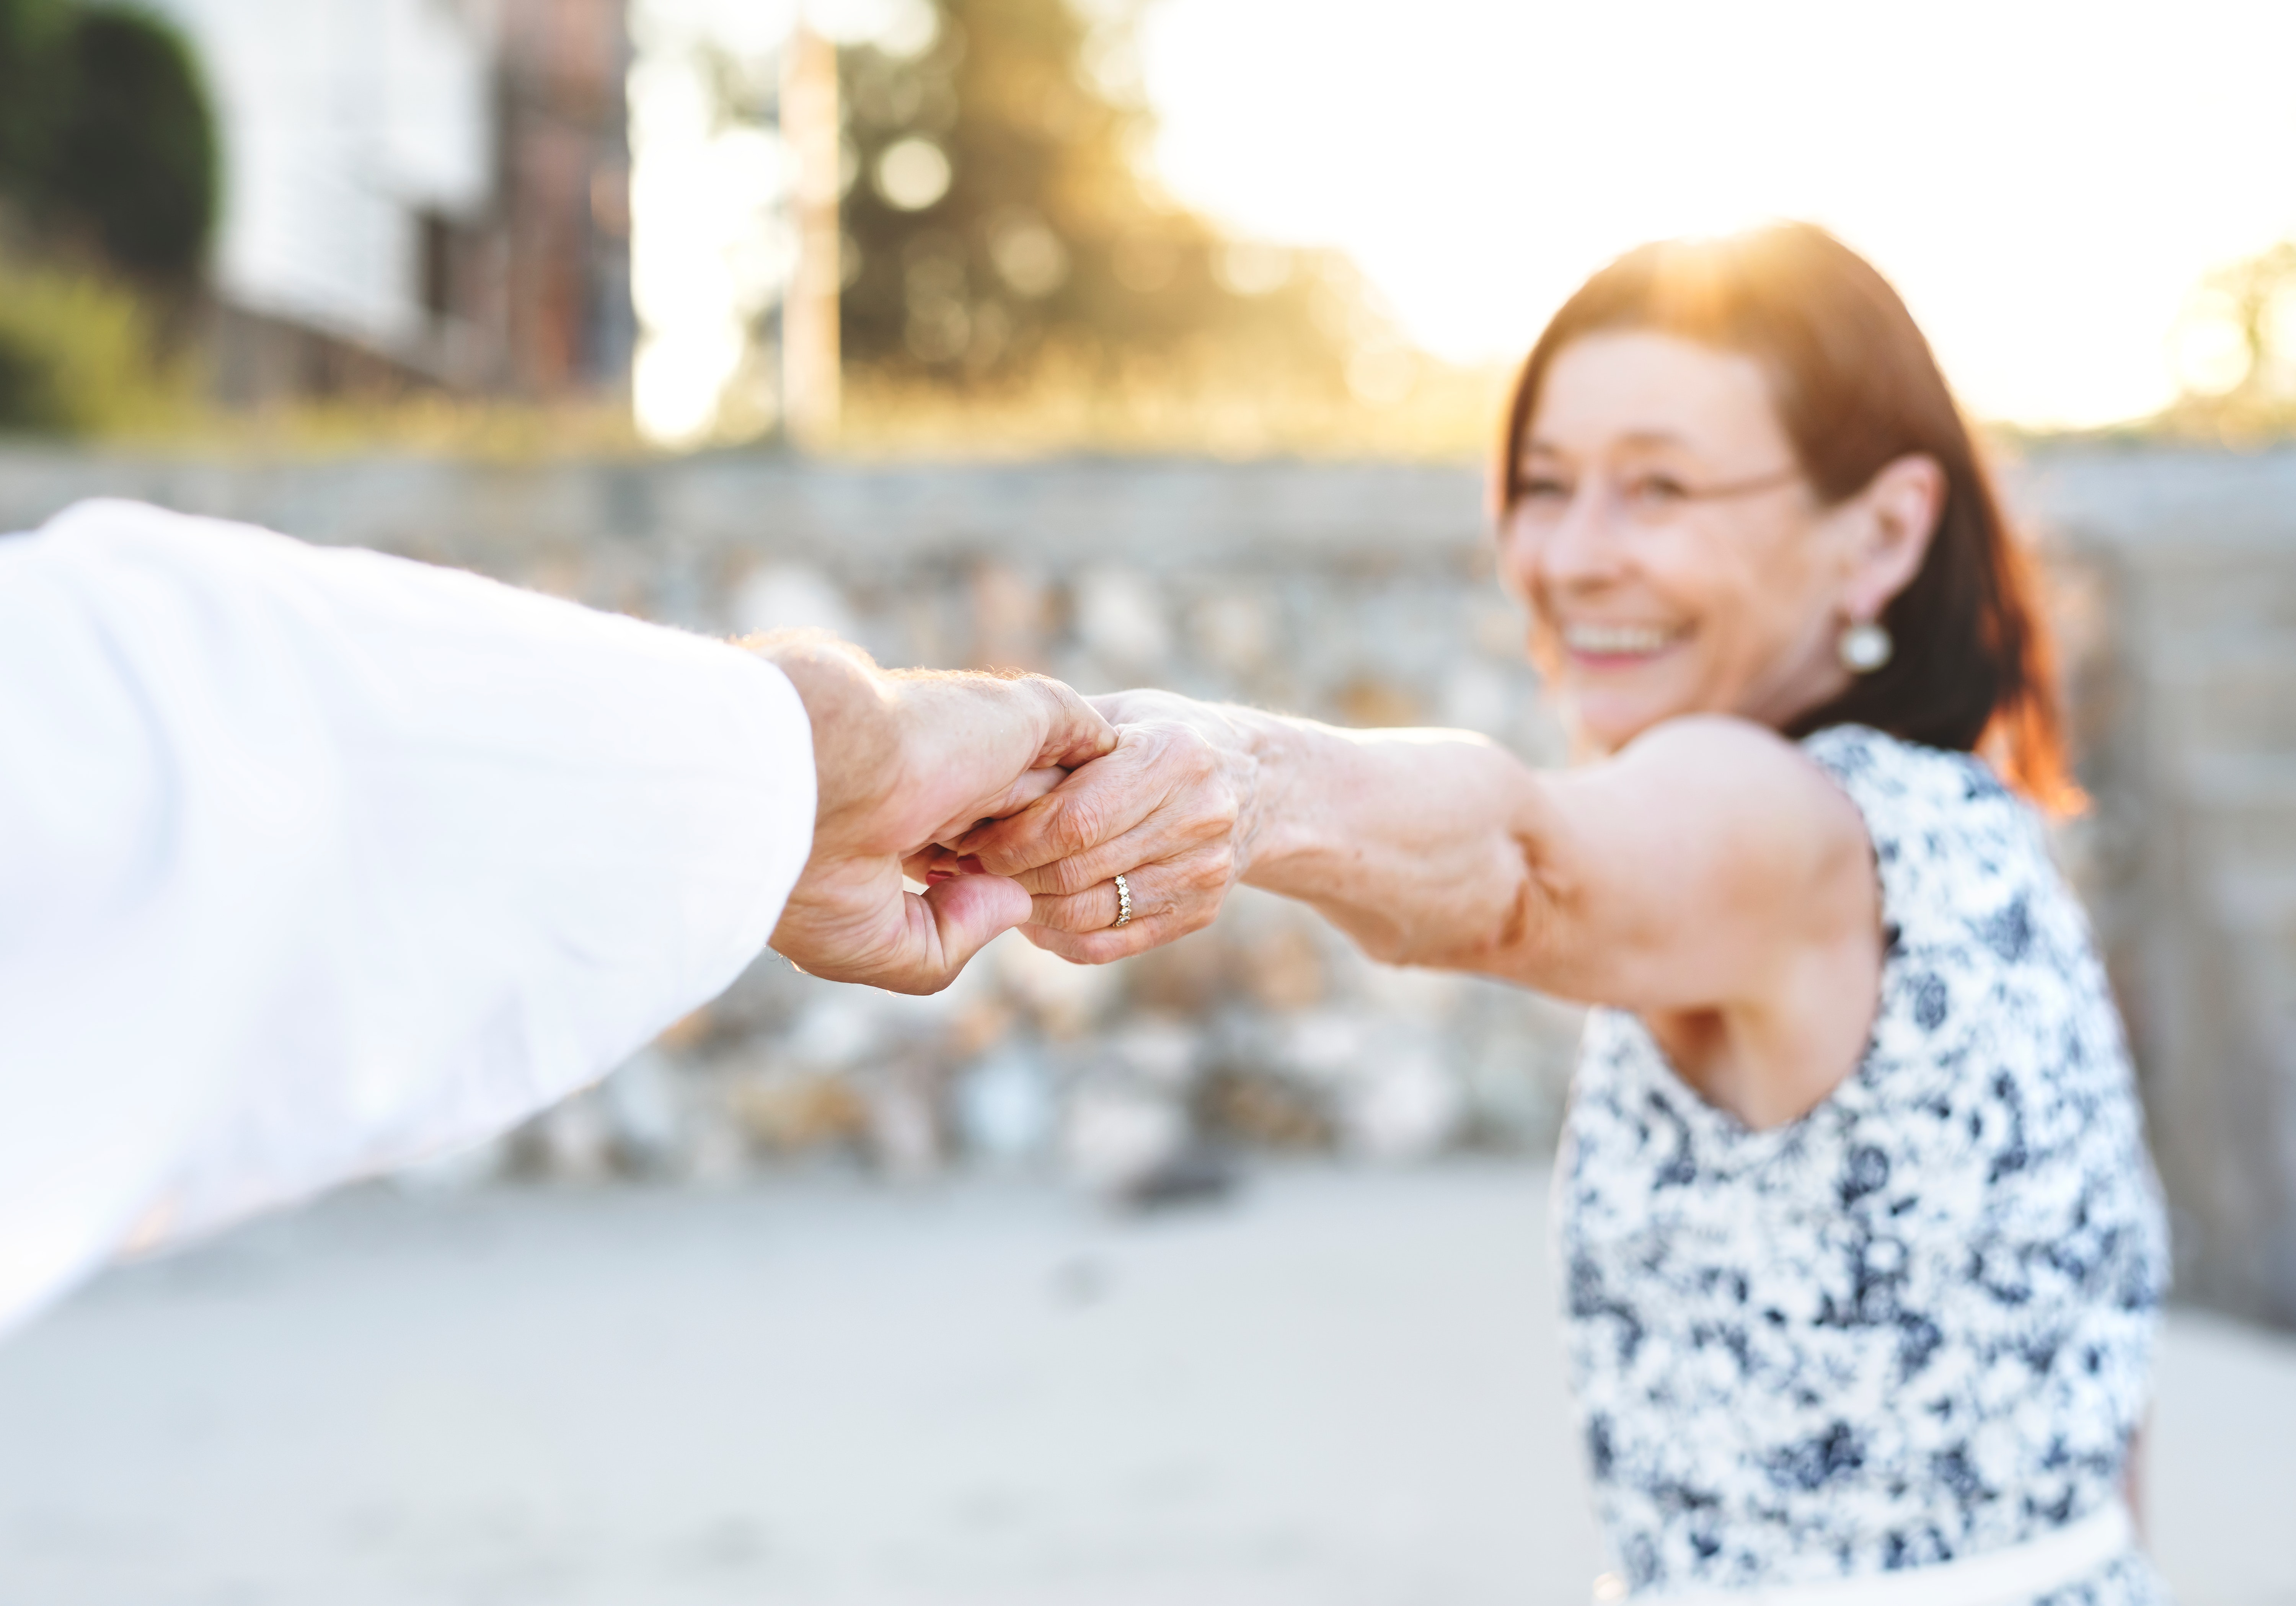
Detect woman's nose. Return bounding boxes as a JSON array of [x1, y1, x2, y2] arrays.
[[1515, 485, 1626, 595]]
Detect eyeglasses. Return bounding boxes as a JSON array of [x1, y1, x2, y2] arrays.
[[1506, 464, 1802, 532]]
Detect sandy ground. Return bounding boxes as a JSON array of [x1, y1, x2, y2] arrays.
[[0, 1163, 2289, 1606]]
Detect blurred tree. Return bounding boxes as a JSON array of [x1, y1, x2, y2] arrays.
[[0, 249, 189, 434], [0, 0, 217, 284], [0, 0, 71, 202], [704, 0, 1394, 415], [0, 0, 214, 432], [2163, 241, 2296, 439], [40, 7, 219, 280]]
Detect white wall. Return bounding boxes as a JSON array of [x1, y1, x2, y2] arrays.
[[146, 0, 496, 351]]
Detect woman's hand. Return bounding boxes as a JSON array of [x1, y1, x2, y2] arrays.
[[945, 690, 1264, 963]]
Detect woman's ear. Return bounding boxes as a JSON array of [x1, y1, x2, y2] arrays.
[[1838, 453, 1945, 618]]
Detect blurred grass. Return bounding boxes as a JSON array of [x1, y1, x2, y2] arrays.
[[832, 347, 1512, 461], [0, 252, 199, 438], [0, 267, 1513, 460], [189, 393, 649, 461]]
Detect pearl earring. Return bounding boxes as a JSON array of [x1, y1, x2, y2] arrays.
[[1839, 620, 1893, 674]]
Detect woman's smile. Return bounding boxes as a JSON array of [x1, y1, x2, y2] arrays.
[[1558, 619, 1688, 667]]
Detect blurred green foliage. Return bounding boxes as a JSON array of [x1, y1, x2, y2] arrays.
[[0, 250, 192, 434], [0, 0, 69, 185], [833, 0, 1358, 393], [703, 0, 1407, 434], [0, 0, 217, 433], [0, 0, 218, 281], [2158, 241, 2296, 442], [43, 7, 219, 278]]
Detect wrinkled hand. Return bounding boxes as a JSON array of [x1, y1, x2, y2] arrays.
[[756, 634, 1115, 993], [939, 689, 1262, 963]]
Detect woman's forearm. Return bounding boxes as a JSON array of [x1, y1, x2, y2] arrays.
[[969, 691, 1881, 1050], [959, 688, 1569, 976], [1229, 708, 1558, 973]]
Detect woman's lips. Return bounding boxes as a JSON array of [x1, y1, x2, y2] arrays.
[[1559, 622, 1685, 666]]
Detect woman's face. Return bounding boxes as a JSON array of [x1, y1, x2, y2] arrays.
[[1499, 329, 1927, 757]]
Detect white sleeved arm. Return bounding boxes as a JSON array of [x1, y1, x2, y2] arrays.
[[0, 499, 815, 1334]]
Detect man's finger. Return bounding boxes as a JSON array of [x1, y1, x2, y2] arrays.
[[1027, 677, 1120, 770], [957, 736, 1166, 876], [923, 765, 1066, 849]]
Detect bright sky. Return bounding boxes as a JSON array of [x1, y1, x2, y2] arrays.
[[628, 0, 2296, 440], [1137, 0, 2296, 428]]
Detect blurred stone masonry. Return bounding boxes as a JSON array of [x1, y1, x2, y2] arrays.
[[0, 455, 1585, 1200], [5, 448, 2296, 1323]]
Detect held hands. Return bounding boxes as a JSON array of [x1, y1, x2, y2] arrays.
[[755, 635, 1116, 994], [758, 636, 1258, 990], [939, 689, 1264, 963]]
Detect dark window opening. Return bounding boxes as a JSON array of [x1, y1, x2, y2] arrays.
[[419, 211, 455, 323]]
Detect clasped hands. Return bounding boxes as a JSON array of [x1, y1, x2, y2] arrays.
[[757, 633, 1252, 995]]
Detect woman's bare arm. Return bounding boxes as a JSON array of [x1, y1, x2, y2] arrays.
[[957, 693, 1880, 1126]]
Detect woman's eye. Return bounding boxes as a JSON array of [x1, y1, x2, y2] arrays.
[[1517, 476, 1572, 502], [1624, 474, 1689, 507]]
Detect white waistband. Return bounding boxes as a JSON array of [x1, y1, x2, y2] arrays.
[[1592, 1503, 2134, 1606]]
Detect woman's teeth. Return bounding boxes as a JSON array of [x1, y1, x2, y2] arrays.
[[1564, 623, 1679, 655]]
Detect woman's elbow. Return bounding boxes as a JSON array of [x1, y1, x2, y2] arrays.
[[1381, 864, 1551, 976]]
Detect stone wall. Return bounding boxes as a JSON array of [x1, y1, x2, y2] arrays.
[[2009, 449, 2296, 1326], [7, 446, 2296, 1316], [0, 453, 1586, 1202]]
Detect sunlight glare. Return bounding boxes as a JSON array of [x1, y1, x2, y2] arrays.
[[1139, 0, 2296, 429]]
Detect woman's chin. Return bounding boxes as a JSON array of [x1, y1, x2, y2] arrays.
[[1562, 693, 1678, 758]]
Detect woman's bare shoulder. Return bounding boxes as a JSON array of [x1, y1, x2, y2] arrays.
[[1524, 714, 1877, 1010], [1601, 714, 1868, 848]]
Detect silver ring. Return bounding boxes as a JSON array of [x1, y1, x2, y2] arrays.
[[1112, 872, 1134, 928]]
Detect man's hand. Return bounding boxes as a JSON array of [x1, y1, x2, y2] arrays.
[[752, 633, 1116, 994]]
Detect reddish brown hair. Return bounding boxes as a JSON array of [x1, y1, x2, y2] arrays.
[[1494, 222, 2078, 812]]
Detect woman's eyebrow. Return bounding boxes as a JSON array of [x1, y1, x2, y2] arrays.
[[1523, 429, 1693, 454], [1613, 429, 1692, 451]]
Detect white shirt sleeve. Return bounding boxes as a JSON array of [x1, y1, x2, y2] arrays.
[[0, 499, 815, 1335]]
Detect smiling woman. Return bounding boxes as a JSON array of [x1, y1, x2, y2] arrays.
[[1496, 224, 2077, 810], [944, 221, 2172, 1605]]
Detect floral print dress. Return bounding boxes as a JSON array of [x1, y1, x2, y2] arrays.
[[1557, 726, 2170, 1603]]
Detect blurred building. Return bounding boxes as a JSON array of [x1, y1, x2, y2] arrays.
[[144, 0, 632, 402]]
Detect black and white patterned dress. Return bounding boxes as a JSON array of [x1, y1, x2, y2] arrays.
[[1557, 725, 2170, 1603]]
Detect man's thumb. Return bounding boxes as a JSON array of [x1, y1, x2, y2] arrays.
[[901, 873, 1033, 993]]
